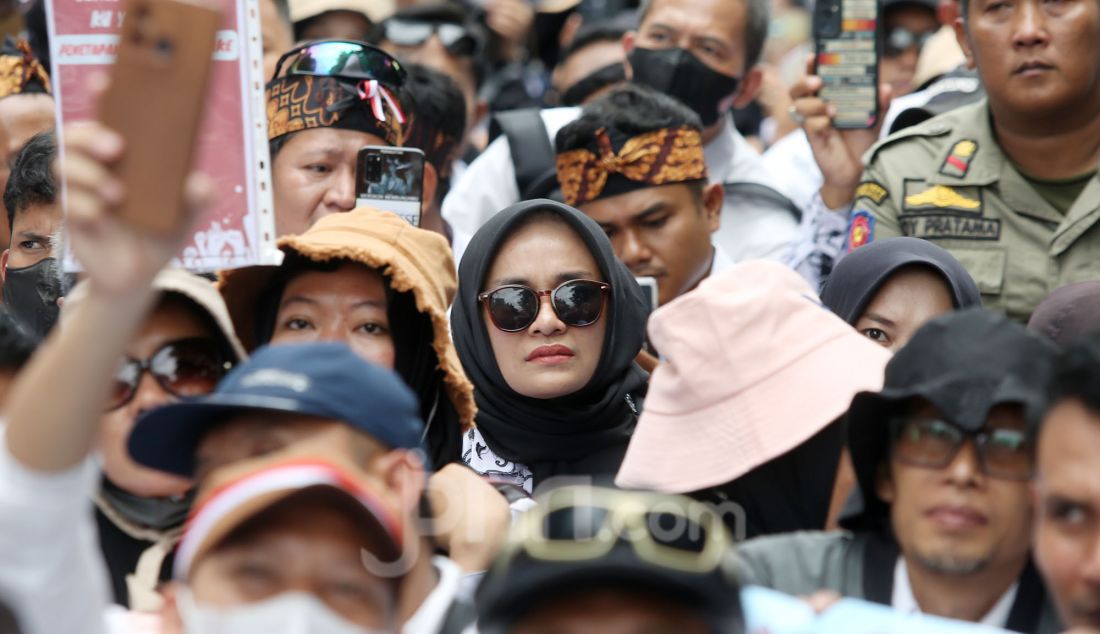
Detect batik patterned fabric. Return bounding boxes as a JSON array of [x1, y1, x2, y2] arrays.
[[556, 126, 707, 206], [266, 74, 409, 145], [0, 38, 50, 98]]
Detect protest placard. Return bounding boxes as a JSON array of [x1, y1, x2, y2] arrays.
[[47, 0, 279, 270]]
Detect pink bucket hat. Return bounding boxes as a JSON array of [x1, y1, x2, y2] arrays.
[[615, 261, 892, 494]]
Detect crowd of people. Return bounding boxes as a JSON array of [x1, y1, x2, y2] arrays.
[[0, 0, 1097, 630]]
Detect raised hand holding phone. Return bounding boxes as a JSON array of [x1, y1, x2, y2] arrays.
[[97, 0, 221, 234]]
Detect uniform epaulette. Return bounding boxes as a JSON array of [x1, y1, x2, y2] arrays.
[[863, 118, 954, 164]]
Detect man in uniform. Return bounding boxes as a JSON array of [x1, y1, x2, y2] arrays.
[[792, 0, 1100, 321]]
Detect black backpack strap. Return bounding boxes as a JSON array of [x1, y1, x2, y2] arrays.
[[491, 109, 557, 200], [723, 181, 803, 222], [437, 598, 478, 634]]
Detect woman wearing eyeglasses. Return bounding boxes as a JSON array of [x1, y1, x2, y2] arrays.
[[452, 199, 649, 494], [60, 269, 244, 610]]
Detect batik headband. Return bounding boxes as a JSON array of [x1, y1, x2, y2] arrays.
[[555, 126, 707, 207], [0, 38, 50, 99], [266, 74, 410, 145]]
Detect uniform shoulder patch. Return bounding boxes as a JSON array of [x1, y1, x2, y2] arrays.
[[939, 139, 978, 178], [854, 181, 889, 204], [866, 119, 953, 164], [847, 210, 875, 252]]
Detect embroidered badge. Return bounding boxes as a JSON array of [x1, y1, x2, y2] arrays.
[[903, 181, 983, 213], [854, 181, 889, 205], [899, 215, 1001, 241], [939, 140, 978, 178], [847, 210, 875, 252]]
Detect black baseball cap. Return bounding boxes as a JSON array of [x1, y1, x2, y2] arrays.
[[842, 309, 1058, 530], [128, 342, 426, 477], [476, 487, 743, 634]]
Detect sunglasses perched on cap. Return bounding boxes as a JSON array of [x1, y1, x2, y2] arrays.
[[383, 19, 480, 57], [883, 27, 935, 57], [506, 487, 734, 575], [479, 279, 610, 333], [272, 40, 406, 86], [108, 338, 233, 411], [890, 416, 1034, 480]]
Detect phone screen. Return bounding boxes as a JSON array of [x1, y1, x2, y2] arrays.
[[814, 0, 880, 128], [355, 146, 425, 227]]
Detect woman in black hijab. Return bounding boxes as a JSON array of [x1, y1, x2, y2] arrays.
[[821, 237, 982, 351], [452, 200, 649, 492]]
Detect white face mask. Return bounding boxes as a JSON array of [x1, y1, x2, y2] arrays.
[[176, 589, 391, 634]]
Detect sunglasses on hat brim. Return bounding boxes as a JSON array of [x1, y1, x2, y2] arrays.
[[273, 40, 407, 86]]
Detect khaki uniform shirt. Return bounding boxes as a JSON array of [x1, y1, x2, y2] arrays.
[[848, 98, 1100, 322]]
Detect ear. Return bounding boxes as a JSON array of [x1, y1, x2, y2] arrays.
[[954, 17, 976, 69], [422, 162, 439, 208], [371, 449, 428, 516], [158, 582, 185, 634], [703, 183, 723, 233], [731, 66, 764, 109], [1, 249, 8, 281], [622, 31, 636, 80], [875, 462, 897, 504]]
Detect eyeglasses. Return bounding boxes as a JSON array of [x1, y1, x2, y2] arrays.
[[507, 487, 734, 574], [890, 416, 1034, 480], [383, 19, 480, 57], [883, 27, 934, 57], [272, 40, 406, 86], [478, 279, 610, 332], [108, 338, 232, 411]]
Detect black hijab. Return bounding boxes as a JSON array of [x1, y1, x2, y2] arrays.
[[821, 237, 982, 323], [452, 200, 649, 484]]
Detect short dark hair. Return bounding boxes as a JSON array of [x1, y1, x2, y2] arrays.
[[556, 83, 703, 153], [0, 311, 35, 373], [559, 21, 628, 64], [402, 63, 468, 178], [4, 131, 56, 233], [1049, 335, 1100, 417], [638, 0, 770, 71]]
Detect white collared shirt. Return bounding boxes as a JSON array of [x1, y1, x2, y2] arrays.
[[891, 557, 1018, 628]]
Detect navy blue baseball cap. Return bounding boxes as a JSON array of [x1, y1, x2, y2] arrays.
[[128, 342, 426, 477]]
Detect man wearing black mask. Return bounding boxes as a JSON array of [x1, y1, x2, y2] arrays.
[[1, 131, 63, 342], [442, 0, 800, 268]]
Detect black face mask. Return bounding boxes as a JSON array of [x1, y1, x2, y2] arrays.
[[628, 47, 741, 128], [2, 257, 62, 342], [561, 62, 627, 106]]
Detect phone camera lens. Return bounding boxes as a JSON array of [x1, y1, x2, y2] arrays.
[[154, 38, 174, 59]]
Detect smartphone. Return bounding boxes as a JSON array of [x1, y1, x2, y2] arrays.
[[97, 0, 221, 233], [813, 0, 880, 129], [356, 146, 425, 228], [635, 276, 659, 315]]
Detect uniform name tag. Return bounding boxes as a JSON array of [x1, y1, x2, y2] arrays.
[[901, 214, 1001, 240]]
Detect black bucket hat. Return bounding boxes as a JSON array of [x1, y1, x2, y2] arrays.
[[842, 308, 1059, 531]]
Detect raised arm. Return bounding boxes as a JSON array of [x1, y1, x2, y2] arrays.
[[4, 121, 211, 472]]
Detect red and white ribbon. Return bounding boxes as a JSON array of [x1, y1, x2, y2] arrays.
[[357, 79, 406, 124]]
